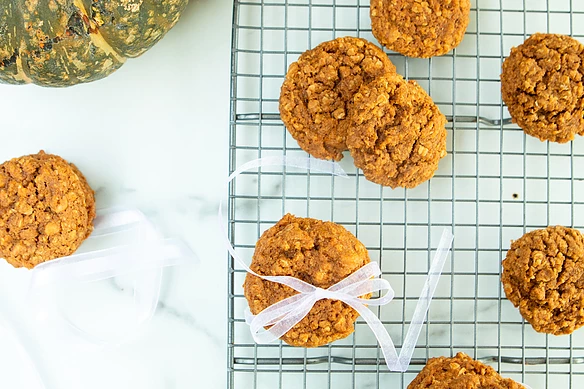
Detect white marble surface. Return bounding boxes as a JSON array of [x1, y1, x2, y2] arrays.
[[0, 0, 232, 388]]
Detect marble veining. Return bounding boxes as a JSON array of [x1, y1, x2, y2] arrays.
[[157, 300, 223, 348]]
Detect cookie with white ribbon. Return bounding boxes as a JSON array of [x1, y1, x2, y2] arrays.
[[0, 151, 95, 268], [244, 213, 370, 347]]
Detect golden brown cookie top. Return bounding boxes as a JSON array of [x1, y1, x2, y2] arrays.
[[0, 151, 96, 269], [408, 352, 524, 389], [244, 214, 370, 347], [347, 73, 447, 188], [502, 226, 584, 335], [501, 33, 584, 143], [279, 36, 396, 161], [371, 0, 471, 58]]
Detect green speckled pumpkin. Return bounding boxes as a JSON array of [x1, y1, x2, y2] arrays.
[[0, 0, 188, 87]]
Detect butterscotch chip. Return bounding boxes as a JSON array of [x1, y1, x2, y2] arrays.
[[502, 226, 584, 335], [244, 214, 370, 347], [279, 36, 396, 161], [408, 352, 524, 389], [501, 33, 584, 143], [347, 73, 447, 188], [0, 151, 96, 269], [370, 0, 471, 58]]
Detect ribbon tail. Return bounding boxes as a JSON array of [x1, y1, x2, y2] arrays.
[[397, 229, 454, 370], [343, 299, 400, 371], [132, 268, 163, 325], [226, 156, 348, 183], [221, 156, 347, 275], [90, 207, 149, 236]]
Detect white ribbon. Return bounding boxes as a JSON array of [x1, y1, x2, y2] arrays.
[[25, 207, 197, 347], [244, 261, 394, 344], [220, 156, 454, 372]]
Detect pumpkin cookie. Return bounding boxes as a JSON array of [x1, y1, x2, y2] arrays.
[[501, 33, 584, 143], [244, 214, 370, 347], [347, 73, 447, 188], [408, 352, 524, 388], [502, 226, 584, 335], [370, 0, 471, 58], [0, 151, 96, 269], [279, 36, 396, 161]]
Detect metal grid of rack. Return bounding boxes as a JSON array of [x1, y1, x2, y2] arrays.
[[228, 1, 584, 388]]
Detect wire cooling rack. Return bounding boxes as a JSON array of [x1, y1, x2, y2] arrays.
[[228, 1, 584, 388]]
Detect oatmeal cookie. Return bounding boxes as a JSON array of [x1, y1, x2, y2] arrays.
[[502, 226, 584, 335], [0, 151, 96, 269], [244, 214, 370, 347], [501, 33, 584, 143], [408, 352, 524, 389], [279, 37, 396, 161], [347, 73, 447, 188], [370, 0, 471, 58]]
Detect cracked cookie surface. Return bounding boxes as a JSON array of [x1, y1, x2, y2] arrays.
[[370, 0, 471, 58], [279, 36, 396, 161], [347, 73, 447, 188], [502, 226, 584, 335], [501, 33, 584, 143], [0, 151, 95, 269], [408, 352, 524, 389], [244, 214, 370, 347]]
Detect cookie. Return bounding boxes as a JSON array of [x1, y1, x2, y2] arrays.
[[370, 0, 471, 58], [501, 33, 584, 143], [347, 73, 447, 188], [243, 214, 370, 347], [502, 226, 584, 335], [279, 36, 396, 161], [0, 151, 96, 269], [408, 352, 524, 389]]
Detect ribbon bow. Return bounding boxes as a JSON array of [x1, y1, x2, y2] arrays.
[[26, 207, 197, 347], [221, 156, 454, 372], [245, 261, 394, 344]]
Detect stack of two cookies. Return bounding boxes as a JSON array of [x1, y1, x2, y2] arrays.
[[279, 37, 447, 189]]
